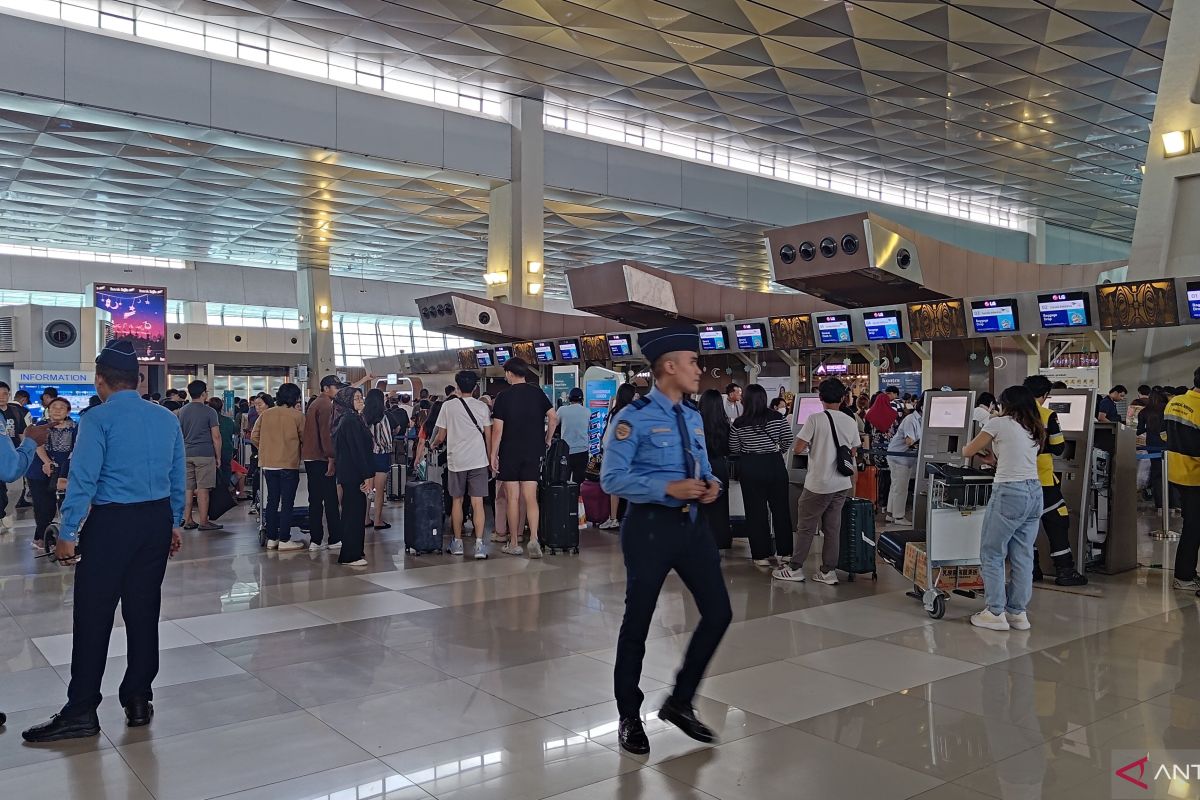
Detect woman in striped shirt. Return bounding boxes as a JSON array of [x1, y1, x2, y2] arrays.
[[363, 388, 394, 530], [731, 384, 794, 566]]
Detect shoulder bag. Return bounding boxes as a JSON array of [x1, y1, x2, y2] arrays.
[[825, 411, 856, 477]]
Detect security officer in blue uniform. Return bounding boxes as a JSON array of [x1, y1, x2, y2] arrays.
[[601, 324, 732, 755], [22, 340, 186, 742]]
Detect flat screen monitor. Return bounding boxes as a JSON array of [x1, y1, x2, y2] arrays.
[[534, 340, 555, 364], [474, 348, 494, 368], [607, 333, 633, 359], [971, 298, 1019, 334], [1038, 291, 1091, 329], [793, 395, 825, 428], [698, 324, 728, 352], [816, 313, 853, 344], [926, 395, 970, 429], [493, 346, 512, 366], [734, 322, 768, 350], [863, 310, 903, 342], [1047, 394, 1089, 433], [1187, 281, 1200, 320], [557, 339, 580, 361]]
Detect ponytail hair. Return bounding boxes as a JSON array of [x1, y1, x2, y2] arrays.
[[997, 385, 1044, 447]]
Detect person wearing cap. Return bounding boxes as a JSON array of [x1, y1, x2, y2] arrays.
[[302, 375, 343, 551], [22, 340, 185, 742], [600, 324, 730, 756], [557, 386, 590, 484]]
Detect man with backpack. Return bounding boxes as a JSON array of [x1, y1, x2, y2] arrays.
[[431, 370, 493, 558]]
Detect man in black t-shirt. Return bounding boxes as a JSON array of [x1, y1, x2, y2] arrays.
[[489, 357, 557, 558]]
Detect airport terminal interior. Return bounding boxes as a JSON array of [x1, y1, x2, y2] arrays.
[[2, 1, 1200, 799]]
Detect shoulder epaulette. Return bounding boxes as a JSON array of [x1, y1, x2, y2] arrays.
[[630, 396, 651, 410], [683, 398, 698, 410]]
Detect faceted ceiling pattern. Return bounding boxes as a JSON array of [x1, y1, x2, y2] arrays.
[[128, 0, 1171, 237], [0, 97, 771, 297]]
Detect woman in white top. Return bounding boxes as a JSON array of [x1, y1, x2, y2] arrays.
[[962, 385, 1044, 632]]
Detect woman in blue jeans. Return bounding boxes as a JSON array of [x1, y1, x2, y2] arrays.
[[962, 386, 1044, 631]]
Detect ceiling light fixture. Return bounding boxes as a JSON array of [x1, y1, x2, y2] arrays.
[[1162, 130, 1190, 157]]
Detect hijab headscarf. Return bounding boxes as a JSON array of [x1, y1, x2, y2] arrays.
[[331, 386, 364, 437], [865, 392, 898, 434]]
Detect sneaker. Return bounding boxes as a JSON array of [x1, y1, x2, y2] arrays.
[[527, 539, 543, 559], [327, 541, 342, 552], [971, 610, 1011, 631], [341, 558, 369, 567], [1005, 611, 1031, 630], [449, 539, 465, 556], [599, 518, 620, 530], [308, 542, 326, 552], [752, 558, 773, 567], [276, 540, 305, 552], [813, 569, 839, 585], [1172, 577, 1200, 591], [772, 566, 805, 582], [892, 518, 911, 527], [474, 540, 488, 560], [501, 543, 524, 556], [492, 532, 509, 543], [266, 539, 279, 550]]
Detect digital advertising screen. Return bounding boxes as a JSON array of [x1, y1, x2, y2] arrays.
[[971, 298, 1019, 334], [607, 334, 633, 359], [1188, 281, 1200, 320], [816, 313, 853, 345], [1038, 291, 1091, 329], [474, 348, 494, 368], [557, 339, 580, 361], [493, 346, 512, 366], [863, 310, 902, 342], [93, 284, 167, 363], [734, 323, 768, 351], [17, 370, 96, 422], [699, 325, 728, 352], [534, 341, 555, 364]]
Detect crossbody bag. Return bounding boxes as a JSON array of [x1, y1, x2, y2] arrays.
[[825, 411, 857, 477]]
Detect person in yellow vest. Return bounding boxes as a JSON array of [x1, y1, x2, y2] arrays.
[[1164, 371, 1200, 592], [1022, 376, 1087, 586]]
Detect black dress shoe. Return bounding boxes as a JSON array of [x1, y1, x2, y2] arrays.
[[658, 698, 717, 744], [618, 716, 650, 755], [0, 710, 6, 726], [125, 699, 154, 727], [22, 712, 101, 742]]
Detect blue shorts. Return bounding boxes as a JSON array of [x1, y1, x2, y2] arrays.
[[373, 453, 390, 474]]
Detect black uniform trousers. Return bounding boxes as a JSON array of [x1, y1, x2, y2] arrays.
[[615, 504, 732, 718], [1037, 484, 1076, 570], [1174, 483, 1200, 581], [304, 460, 341, 546], [64, 498, 173, 717]]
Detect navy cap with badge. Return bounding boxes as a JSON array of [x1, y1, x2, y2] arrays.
[[637, 324, 700, 365]]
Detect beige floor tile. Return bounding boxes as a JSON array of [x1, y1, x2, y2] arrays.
[[298, 590, 440, 623], [788, 639, 980, 691], [210, 760, 426, 800], [0, 750, 153, 800], [463, 654, 665, 717], [697, 660, 891, 724], [33, 620, 200, 665], [541, 769, 719, 799]]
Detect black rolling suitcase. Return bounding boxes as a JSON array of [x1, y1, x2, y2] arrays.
[[878, 529, 924, 571], [541, 438, 570, 485], [404, 481, 444, 553], [838, 496, 877, 581], [540, 483, 580, 554]]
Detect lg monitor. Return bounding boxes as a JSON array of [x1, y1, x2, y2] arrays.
[[557, 339, 580, 361], [493, 346, 512, 366], [607, 333, 633, 359], [793, 395, 825, 428], [926, 395, 970, 429], [971, 298, 1020, 334], [816, 313, 853, 345], [474, 348, 494, 368], [1187, 281, 1200, 320], [1038, 291, 1091, 329], [534, 340, 555, 364], [1047, 394, 1089, 433], [699, 324, 728, 352], [734, 322, 768, 350], [863, 310, 903, 342]]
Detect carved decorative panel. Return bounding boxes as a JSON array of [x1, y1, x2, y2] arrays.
[[906, 300, 967, 341], [512, 341, 536, 364], [1097, 280, 1178, 330], [457, 349, 475, 371], [581, 334, 609, 362], [769, 315, 814, 349]]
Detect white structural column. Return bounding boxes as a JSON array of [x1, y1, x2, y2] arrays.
[[297, 259, 336, 393], [486, 96, 545, 310]]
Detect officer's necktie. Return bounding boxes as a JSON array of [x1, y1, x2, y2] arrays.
[[673, 404, 699, 521]]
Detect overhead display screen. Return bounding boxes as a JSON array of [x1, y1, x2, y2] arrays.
[[699, 325, 728, 352], [734, 323, 768, 350], [474, 348, 494, 368], [607, 334, 633, 359], [863, 310, 902, 342], [1038, 291, 1091, 329], [557, 339, 580, 361], [94, 284, 167, 363], [971, 298, 1019, 334], [816, 313, 853, 344], [534, 341, 555, 363], [1187, 282, 1200, 320], [493, 345, 512, 366]]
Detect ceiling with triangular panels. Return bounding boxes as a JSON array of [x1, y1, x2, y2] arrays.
[[107, 0, 1169, 238]]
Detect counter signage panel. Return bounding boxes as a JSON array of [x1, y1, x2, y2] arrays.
[[699, 325, 728, 351], [557, 339, 580, 361], [1038, 291, 1090, 329], [534, 341, 555, 363], [734, 322, 768, 350], [816, 313, 853, 344], [1187, 281, 1200, 320], [971, 298, 1019, 333], [607, 334, 633, 359], [493, 346, 512, 366], [474, 348, 494, 368], [863, 310, 902, 342]]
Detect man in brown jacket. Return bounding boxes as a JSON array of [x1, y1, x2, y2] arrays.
[[302, 375, 343, 549]]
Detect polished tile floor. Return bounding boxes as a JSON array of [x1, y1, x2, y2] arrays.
[[0, 497, 1198, 800]]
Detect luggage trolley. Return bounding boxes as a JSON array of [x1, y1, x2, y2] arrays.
[[909, 464, 992, 619]]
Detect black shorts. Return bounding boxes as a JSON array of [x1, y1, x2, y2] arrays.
[[498, 452, 541, 483]]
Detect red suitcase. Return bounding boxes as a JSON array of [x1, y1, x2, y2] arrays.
[[580, 480, 609, 526]]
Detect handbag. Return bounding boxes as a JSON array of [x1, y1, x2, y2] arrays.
[[826, 411, 856, 477]]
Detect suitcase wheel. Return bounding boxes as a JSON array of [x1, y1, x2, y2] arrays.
[[571, 547, 579, 555], [928, 595, 946, 620]]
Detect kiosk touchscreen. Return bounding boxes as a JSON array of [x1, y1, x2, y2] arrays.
[[816, 313, 853, 345], [911, 391, 975, 532], [699, 324, 728, 352], [534, 341, 555, 364], [1038, 291, 1091, 329], [734, 322, 768, 350], [788, 393, 821, 484], [863, 310, 903, 342], [557, 339, 580, 361], [927, 395, 969, 430], [474, 348, 494, 368], [493, 346, 512, 366], [1048, 393, 1089, 435], [607, 333, 634, 359], [970, 298, 1019, 334]]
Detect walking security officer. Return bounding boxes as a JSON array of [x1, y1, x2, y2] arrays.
[[23, 340, 186, 742], [600, 324, 731, 756]]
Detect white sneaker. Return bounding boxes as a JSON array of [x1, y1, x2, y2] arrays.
[[266, 539, 279, 550], [1005, 611, 1031, 630], [474, 540, 488, 560], [1172, 577, 1200, 591], [752, 558, 773, 567], [971, 610, 1011, 631], [502, 543, 524, 556], [813, 569, 839, 585], [772, 566, 805, 582], [527, 539, 543, 559], [449, 539, 465, 556], [276, 540, 305, 552], [892, 518, 911, 527], [342, 558, 368, 567], [308, 542, 326, 552], [599, 518, 620, 530], [327, 541, 342, 551], [492, 532, 509, 543], [463, 519, 474, 533]]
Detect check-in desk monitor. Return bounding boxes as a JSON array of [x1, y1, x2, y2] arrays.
[[557, 339, 580, 361], [863, 310, 903, 342], [493, 345, 512, 366], [1038, 291, 1091, 329], [816, 313, 853, 345], [970, 298, 1019, 334], [734, 322, 768, 350], [699, 325, 728, 352], [912, 391, 975, 532], [534, 341, 555, 364], [474, 348, 494, 368], [607, 334, 634, 360], [787, 393, 821, 485]]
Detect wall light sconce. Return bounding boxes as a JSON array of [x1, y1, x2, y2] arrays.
[[527, 260, 542, 274], [319, 318, 330, 330], [527, 282, 542, 296], [1162, 130, 1190, 157], [484, 271, 509, 286], [318, 304, 330, 315]]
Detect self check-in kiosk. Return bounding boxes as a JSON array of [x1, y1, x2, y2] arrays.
[[912, 391, 975, 533], [1038, 390, 1107, 575], [787, 393, 823, 486]]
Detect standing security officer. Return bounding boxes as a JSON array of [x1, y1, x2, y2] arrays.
[[23, 340, 185, 742], [600, 325, 731, 756]]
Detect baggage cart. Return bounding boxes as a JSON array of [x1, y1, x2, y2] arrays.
[[906, 465, 991, 620]]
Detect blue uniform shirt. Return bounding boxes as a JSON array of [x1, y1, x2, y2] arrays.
[[0, 436, 37, 482], [600, 386, 715, 505], [59, 390, 186, 541]]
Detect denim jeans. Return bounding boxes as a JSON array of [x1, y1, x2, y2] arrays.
[[263, 469, 300, 543], [979, 479, 1042, 615]]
